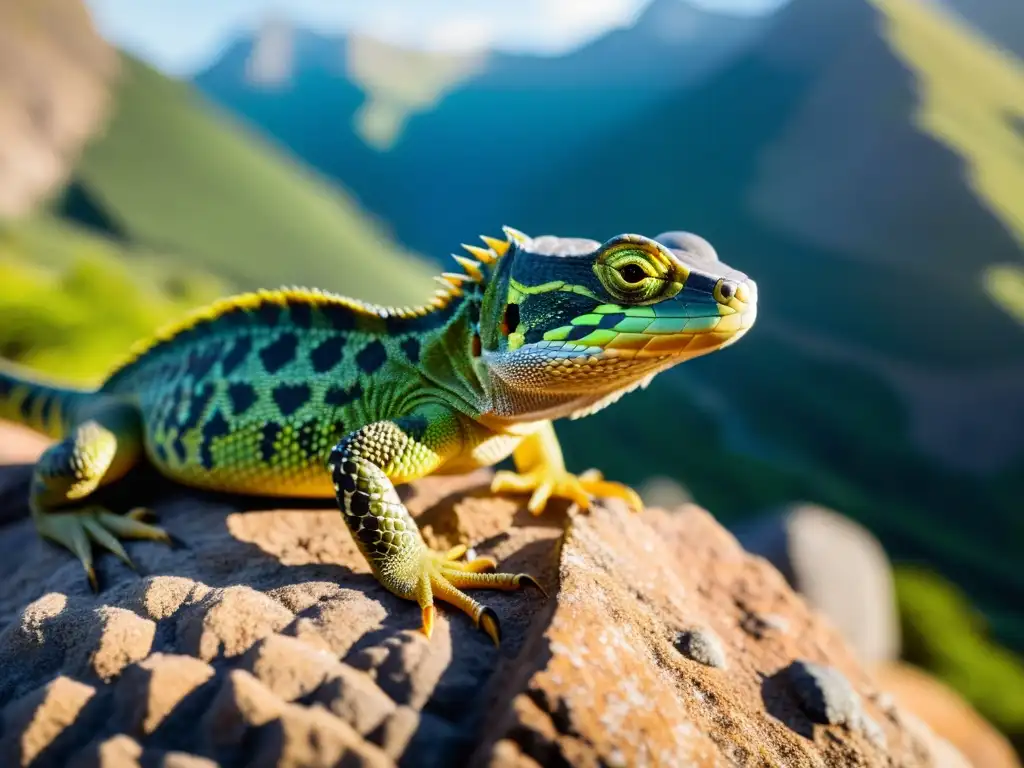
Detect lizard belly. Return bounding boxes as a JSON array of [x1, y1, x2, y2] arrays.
[[159, 459, 336, 498], [145, 413, 339, 498]]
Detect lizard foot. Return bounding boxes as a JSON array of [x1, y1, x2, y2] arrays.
[[491, 467, 643, 515], [417, 546, 545, 646], [33, 506, 171, 590]]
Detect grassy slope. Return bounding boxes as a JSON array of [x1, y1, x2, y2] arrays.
[[0, 215, 225, 385], [870, 0, 1024, 326], [1, 52, 442, 386], [67, 55, 436, 305]]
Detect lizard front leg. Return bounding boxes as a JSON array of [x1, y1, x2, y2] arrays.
[[30, 401, 170, 589], [328, 405, 542, 645], [491, 420, 642, 514]]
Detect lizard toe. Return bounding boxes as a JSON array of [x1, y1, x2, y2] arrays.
[[491, 466, 640, 514], [576, 478, 644, 513], [33, 506, 174, 590], [478, 607, 501, 646], [96, 510, 172, 543], [412, 547, 545, 648], [421, 604, 437, 639]]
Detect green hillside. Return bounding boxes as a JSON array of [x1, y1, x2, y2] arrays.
[[871, 0, 1024, 244], [0, 215, 225, 386], [58, 55, 435, 305]]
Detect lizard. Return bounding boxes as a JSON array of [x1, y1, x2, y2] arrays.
[[0, 227, 757, 645]]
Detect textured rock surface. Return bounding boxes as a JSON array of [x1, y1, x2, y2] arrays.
[[0, 0, 118, 218], [0, 430, 970, 767]]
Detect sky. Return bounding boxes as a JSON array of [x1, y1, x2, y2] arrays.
[[85, 0, 790, 76]]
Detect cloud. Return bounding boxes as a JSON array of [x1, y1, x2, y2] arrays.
[[85, 0, 788, 75], [350, 0, 650, 55]]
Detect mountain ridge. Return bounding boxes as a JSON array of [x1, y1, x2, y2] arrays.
[[192, 0, 768, 261]]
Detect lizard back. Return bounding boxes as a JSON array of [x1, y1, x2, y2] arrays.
[[101, 287, 466, 496]]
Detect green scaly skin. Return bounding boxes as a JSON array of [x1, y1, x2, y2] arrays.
[[0, 227, 757, 644]]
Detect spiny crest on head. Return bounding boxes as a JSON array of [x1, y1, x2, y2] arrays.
[[368, 226, 525, 316], [430, 226, 524, 304]]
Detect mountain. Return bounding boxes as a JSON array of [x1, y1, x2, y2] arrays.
[[933, 0, 1024, 57], [56, 54, 435, 305], [194, 0, 1024, 649], [0, 42, 442, 390], [192, 0, 767, 262]]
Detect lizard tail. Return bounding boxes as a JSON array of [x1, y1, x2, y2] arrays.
[[0, 359, 96, 440]]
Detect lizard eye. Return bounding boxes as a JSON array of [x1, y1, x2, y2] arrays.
[[617, 263, 647, 284], [594, 238, 685, 305]]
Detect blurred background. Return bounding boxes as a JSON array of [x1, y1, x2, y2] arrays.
[[0, 0, 1022, 757]]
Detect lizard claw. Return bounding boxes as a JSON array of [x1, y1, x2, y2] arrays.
[[415, 547, 544, 647]]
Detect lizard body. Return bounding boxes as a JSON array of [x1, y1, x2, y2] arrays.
[[0, 228, 757, 643]]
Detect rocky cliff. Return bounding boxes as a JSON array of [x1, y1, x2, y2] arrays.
[[0, 0, 118, 218]]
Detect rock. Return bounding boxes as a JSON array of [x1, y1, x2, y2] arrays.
[[0, 0, 118, 218], [733, 502, 901, 664], [873, 661, 1022, 768], [673, 627, 728, 670], [0, 428, 970, 766], [112, 653, 216, 737], [733, 506, 1018, 765], [473, 502, 964, 767], [176, 585, 295, 662], [785, 660, 863, 726], [0, 675, 97, 766], [637, 475, 692, 509], [68, 733, 221, 768]]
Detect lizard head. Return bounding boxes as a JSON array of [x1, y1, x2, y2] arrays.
[[477, 227, 757, 420]]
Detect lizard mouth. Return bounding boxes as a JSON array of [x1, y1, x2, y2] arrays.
[[529, 278, 757, 363]]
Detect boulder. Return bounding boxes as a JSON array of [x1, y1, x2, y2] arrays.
[[733, 502, 901, 665], [0, 435, 970, 766]]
